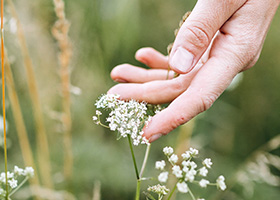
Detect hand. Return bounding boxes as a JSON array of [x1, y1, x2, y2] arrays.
[[108, 0, 280, 142]]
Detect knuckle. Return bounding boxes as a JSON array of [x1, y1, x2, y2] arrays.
[[182, 24, 211, 50], [172, 114, 188, 129], [199, 94, 218, 112]]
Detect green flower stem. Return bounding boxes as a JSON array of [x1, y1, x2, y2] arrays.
[[167, 184, 177, 200], [139, 144, 151, 178], [9, 177, 29, 197], [189, 188, 196, 200], [135, 179, 141, 200], [127, 135, 139, 179]]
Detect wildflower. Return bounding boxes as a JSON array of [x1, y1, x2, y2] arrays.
[[182, 151, 191, 160], [163, 146, 173, 156], [14, 166, 25, 176], [172, 165, 183, 178], [177, 182, 188, 193], [199, 167, 208, 177], [158, 172, 168, 183], [216, 175, 226, 191], [189, 148, 199, 156], [96, 110, 102, 115], [24, 167, 34, 177], [203, 158, 212, 168], [8, 179, 18, 189], [92, 116, 98, 121], [147, 184, 169, 195], [184, 169, 197, 182], [169, 154, 178, 164], [155, 160, 166, 170], [199, 179, 210, 188]]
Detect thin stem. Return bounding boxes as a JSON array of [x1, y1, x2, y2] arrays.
[[135, 179, 141, 200], [139, 144, 151, 178], [188, 188, 196, 200], [167, 184, 177, 200], [1, 0, 9, 198], [9, 177, 29, 197], [127, 135, 139, 179]]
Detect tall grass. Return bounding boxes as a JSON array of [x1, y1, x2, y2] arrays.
[[7, 0, 53, 188], [52, 0, 73, 180]]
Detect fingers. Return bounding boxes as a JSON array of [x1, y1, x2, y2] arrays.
[[143, 33, 243, 142], [135, 47, 169, 69], [108, 66, 200, 104], [111, 64, 174, 83], [169, 0, 246, 74]]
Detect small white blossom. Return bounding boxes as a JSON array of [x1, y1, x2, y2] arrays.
[[147, 184, 169, 195], [8, 179, 18, 189], [155, 160, 166, 170], [96, 110, 102, 115], [184, 169, 197, 182], [198, 199, 205, 200], [158, 172, 168, 183], [92, 116, 98, 121], [216, 175, 226, 191], [189, 148, 199, 156], [14, 166, 25, 176], [181, 151, 191, 160], [169, 154, 178, 164], [199, 179, 210, 188], [24, 167, 34, 177], [199, 167, 208, 177], [0, 188, 5, 196], [203, 158, 212, 168], [177, 182, 188, 193], [163, 146, 173, 156], [172, 165, 183, 178]]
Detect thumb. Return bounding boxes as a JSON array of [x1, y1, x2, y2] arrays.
[[169, 0, 246, 74]]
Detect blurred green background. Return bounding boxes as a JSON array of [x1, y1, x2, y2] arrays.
[[1, 0, 280, 199]]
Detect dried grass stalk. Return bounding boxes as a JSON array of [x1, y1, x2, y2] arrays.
[[5, 51, 41, 200], [7, 0, 53, 188], [52, 0, 73, 179]]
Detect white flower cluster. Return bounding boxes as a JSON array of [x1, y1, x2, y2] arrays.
[[147, 184, 169, 196], [149, 146, 226, 199], [0, 166, 34, 198], [93, 94, 161, 146]]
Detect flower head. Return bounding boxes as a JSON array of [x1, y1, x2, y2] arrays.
[[216, 175, 226, 191], [158, 172, 168, 183], [199, 179, 210, 188], [163, 146, 173, 156], [169, 154, 178, 164], [177, 182, 188, 193], [147, 184, 169, 195], [203, 158, 212, 168], [155, 160, 166, 170]]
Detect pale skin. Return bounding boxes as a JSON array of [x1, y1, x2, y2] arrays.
[[108, 0, 280, 142]]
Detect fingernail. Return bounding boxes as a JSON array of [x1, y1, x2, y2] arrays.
[[149, 133, 163, 142], [114, 78, 127, 83], [170, 47, 194, 73]]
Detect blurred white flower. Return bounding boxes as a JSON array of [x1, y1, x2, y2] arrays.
[[203, 158, 212, 168], [163, 146, 173, 156], [24, 167, 35, 178], [182, 151, 191, 160], [8, 179, 17, 189], [177, 182, 188, 193], [172, 165, 183, 178], [147, 184, 169, 195], [158, 172, 168, 183], [199, 167, 208, 177], [189, 148, 199, 156], [216, 175, 227, 191], [155, 160, 166, 170], [169, 154, 178, 164], [199, 179, 210, 188]]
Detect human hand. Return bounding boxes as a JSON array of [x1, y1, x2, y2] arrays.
[[108, 0, 280, 142]]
